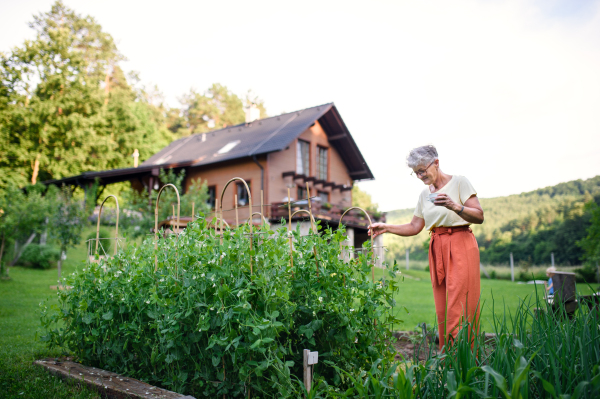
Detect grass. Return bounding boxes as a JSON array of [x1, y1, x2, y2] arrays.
[[0, 229, 101, 399], [1, 227, 597, 398], [375, 261, 597, 332]]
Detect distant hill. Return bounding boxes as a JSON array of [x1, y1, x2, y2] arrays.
[[384, 176, 600, 266]]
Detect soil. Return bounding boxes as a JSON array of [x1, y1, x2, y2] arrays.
[[391, 331, 439, 362]]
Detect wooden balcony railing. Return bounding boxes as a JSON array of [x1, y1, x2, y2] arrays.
[[269, 200, 385, 229]]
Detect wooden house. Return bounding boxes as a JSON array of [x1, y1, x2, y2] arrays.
[[44, 103, 384, 255]]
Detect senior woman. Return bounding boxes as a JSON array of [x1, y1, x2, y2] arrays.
[[369, 145, 484, 350]]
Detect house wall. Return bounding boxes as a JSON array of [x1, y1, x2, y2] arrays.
[[185, 155, 267, 223], [266, 121, 353, 206]]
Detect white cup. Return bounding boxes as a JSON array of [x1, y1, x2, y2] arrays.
[[428, 193, 439, 203]]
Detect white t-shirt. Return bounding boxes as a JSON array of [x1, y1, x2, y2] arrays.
[[414, 175, 477, 231]]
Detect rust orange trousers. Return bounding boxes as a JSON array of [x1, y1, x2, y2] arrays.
[[428, 226, 481, 350]]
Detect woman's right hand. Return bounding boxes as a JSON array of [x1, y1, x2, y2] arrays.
[[368, 223, 387, 238]]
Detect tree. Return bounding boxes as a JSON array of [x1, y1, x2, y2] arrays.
[[49, 186, 84, 284], [0, 184, 56, 269], [120, 169, 210, 238], [352, 186, 379, 213], [578, 198, 600, 266], [177, 83, 245, 135], [0, 1, 172, 192]]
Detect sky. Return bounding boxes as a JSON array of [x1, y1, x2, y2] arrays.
[[1, 0, 599, 211]]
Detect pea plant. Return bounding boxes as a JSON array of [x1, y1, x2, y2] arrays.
[[40, 215, 400, 397]]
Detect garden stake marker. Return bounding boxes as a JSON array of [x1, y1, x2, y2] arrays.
[[94, 194, 120, 257], [154, 183, 180, 273], [191, 202, 194, 221]]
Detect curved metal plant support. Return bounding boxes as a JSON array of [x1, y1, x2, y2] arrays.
[[339, 206, 375, 283], [154, 184, 180, 272], [95, 195, 120, 256], [219, 177, 253, 274]]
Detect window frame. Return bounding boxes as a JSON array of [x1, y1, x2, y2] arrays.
[[206, 185, 217, 209], [296, 139, 310, 176], [316, 145, 329, 181], [235, 180, 251, 207]]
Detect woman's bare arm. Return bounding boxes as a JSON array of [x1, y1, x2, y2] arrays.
[[434, 194, 484, 224], [368, 216, 425, 238]]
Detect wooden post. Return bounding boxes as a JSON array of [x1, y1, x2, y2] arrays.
[[406, 248, 409, 270], [287, 188, 294, 271], [303, 350, 318, 394], [551, 252, 555, 267], [510, 253, 514, 282], [235, 194, 239, 226], [306, 183, 319, 278], [303, 349, 311, 394], [260, 190, 264, 227], [214, 198, 219, 236], [191, 202, 195, 221]]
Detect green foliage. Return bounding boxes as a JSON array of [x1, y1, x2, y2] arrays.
[[322, 293, 600, 398], [0, 184, 56, 266], [352, 186, 379, 214], [0, 1, 173, 189], [176, 84, 246, 136], [119, 169, 210, 238], [40, 218, 400, 397], [19, 244, 60, 269], [386, 176, 600, 265], [85, 227, 113, 255], [49, 187, 84, 253], [578, 200, 600, 267]]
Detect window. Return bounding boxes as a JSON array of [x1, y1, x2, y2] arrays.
[[217, 140, 240, 154], [297, 186, 308, 201], [317, 146, 328, 181], [318, 190, 329, 202], [236, 181, 250, 206], [206, 186, 216, 209], [296, 140, 310, 175]]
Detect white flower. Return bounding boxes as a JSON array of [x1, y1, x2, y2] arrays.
[[199, 329, 201, 332], [121, 298, 125, 301], [145, 300, 150, 304], [201, 273, 205, 277], [318, 297, 323, 303], [350, 309, 355, 312], [330, 273, 337, 277], [312, 311, 316, 317], [127, 279, 131, 283], [210, 276, 214, 281], [237, 290, 243, 297], [210, 307, 214, 310], [160, 278, 164, 282], [212, 283, 216, 287]]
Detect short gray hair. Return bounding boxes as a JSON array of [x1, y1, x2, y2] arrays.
[[406, 145, 438, 168]]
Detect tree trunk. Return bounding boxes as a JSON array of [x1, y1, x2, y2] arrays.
[[31, 153, 41, 185], [0, 233, 5, 263], [57, 258, 62, 286], [10, 232, 37, 266]]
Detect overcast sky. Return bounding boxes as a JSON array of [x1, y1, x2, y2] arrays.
[[2, 0, 599, 210]]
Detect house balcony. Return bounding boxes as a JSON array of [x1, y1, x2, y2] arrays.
[[269, 199, 385, 230]]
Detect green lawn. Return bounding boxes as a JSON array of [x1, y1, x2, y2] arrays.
[[375, 266, 597, 333], [0, 232, 101, 399], [1, 230, 596, 398]]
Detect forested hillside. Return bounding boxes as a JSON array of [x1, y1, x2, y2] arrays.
[[385, 175, 600, 266]]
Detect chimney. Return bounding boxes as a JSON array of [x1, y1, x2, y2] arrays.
[[132, 149, 140, 168], [244, 103, 261, 123]]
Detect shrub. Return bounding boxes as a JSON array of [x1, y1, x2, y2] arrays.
[[19, 244, 60, 269], [40, 216, 400, 397]]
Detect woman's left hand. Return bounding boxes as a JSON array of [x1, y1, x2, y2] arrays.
[[433, 193, 460, 212]]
